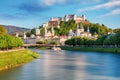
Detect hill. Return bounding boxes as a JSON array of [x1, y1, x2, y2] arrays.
[[2, 25, 30, 34]]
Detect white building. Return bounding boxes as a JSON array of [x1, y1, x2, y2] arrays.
[[16, 32, 19, 37], [68, 24, 92, 39], [44, 26, 55, 38], [64, 14, 85, 23]]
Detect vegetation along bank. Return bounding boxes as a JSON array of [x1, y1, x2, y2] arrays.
[[0, 26, 39, 71], [0, 49, 39, 71], [63, 31, 120, 53], [61, 46, 120, 54]]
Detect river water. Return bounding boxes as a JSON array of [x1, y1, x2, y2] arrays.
[[0, 49, 120, 80]]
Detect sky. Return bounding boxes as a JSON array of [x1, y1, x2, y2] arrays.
[[0, 0, 120, 29]]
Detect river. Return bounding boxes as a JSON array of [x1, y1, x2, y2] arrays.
[[0, 49, 120, 80]]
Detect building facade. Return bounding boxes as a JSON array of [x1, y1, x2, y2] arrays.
[[68, 24, 92, 39], [43, 26, 55, 38]]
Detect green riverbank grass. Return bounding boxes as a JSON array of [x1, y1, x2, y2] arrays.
[[0, 49, 39, 71], [61, 46, 120, 54]]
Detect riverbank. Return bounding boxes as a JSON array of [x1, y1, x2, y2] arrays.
[[28, 46, 51, 50], [61, 46, 120, 54], [0, 49, 39, 71]]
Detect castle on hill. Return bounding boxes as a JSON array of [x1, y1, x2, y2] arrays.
[[43, 14, 86, 28], [41, 14, 92, 39]]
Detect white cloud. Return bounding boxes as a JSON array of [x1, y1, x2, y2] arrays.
[[100, 9, 120, 17], [40, 0, 65, 6], [39, 0, 102, 6], [80, 0, 101, 4], [78, 0, 120, 12]]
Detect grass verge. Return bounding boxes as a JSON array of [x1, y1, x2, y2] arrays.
[[0, 49, 39, 71]]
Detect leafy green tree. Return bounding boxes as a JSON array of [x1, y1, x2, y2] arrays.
[[31, 28, 35, 34], [65, 37, 96, 46], [0, 25, 6, 35], [0, 35, 24, 50], [26, 32, 31, 37], [115, 32, 120, 45], [96, 35, 108, 45], [113, 28, 120, 33]]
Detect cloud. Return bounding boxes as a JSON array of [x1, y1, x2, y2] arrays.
[[40, 0, 65, 6], [39, 0, 102, 6], [17, 2, 50, 14], [100, 8, 120, 17], [78, 0, 120, 12], [80, 0, 101, 4], [16, 0, 103, 14]]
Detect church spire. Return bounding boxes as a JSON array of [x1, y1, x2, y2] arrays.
[[51, 26, 54, 36], [87, 27, 90, 32]]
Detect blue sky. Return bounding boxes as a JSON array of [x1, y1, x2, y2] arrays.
[[0, 0, 120, 29]]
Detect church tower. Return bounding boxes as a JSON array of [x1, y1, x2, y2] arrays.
[[51, 26, 54, 36], [23, 32, 26, 39], [44, 27, 47, 37], [16, 32, 19, 37], [79, 24, 84, 33], [87, 27, 90, 32], [76, 24, 84, 36], [82, 15, 85, 21], [76, 24, 80, 36]]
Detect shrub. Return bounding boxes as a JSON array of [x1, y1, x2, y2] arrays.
[[36, 41, 44, 44], [50, 40, 58, 45]]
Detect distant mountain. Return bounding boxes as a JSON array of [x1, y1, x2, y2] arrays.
[[3, 25, 31, 34]]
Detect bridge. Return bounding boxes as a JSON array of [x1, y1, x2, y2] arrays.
[[24, 44, 54, 48]]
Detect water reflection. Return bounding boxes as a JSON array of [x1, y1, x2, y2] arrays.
[[0, 49, 120, 80]]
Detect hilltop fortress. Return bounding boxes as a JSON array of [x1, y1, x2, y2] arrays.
[[42, 14, 91, 38], [43, 14, 86, 28]]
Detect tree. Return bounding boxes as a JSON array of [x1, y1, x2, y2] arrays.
[[113, 28, 120, 33], [115, 31, 120, 45], [0, 34, 23, 50], [31, 28, 35, 34], [65, 37, 96, 46], [96, 35, 108, 45], [26, 32, 31, 37], [0, 25, 6, 35]]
